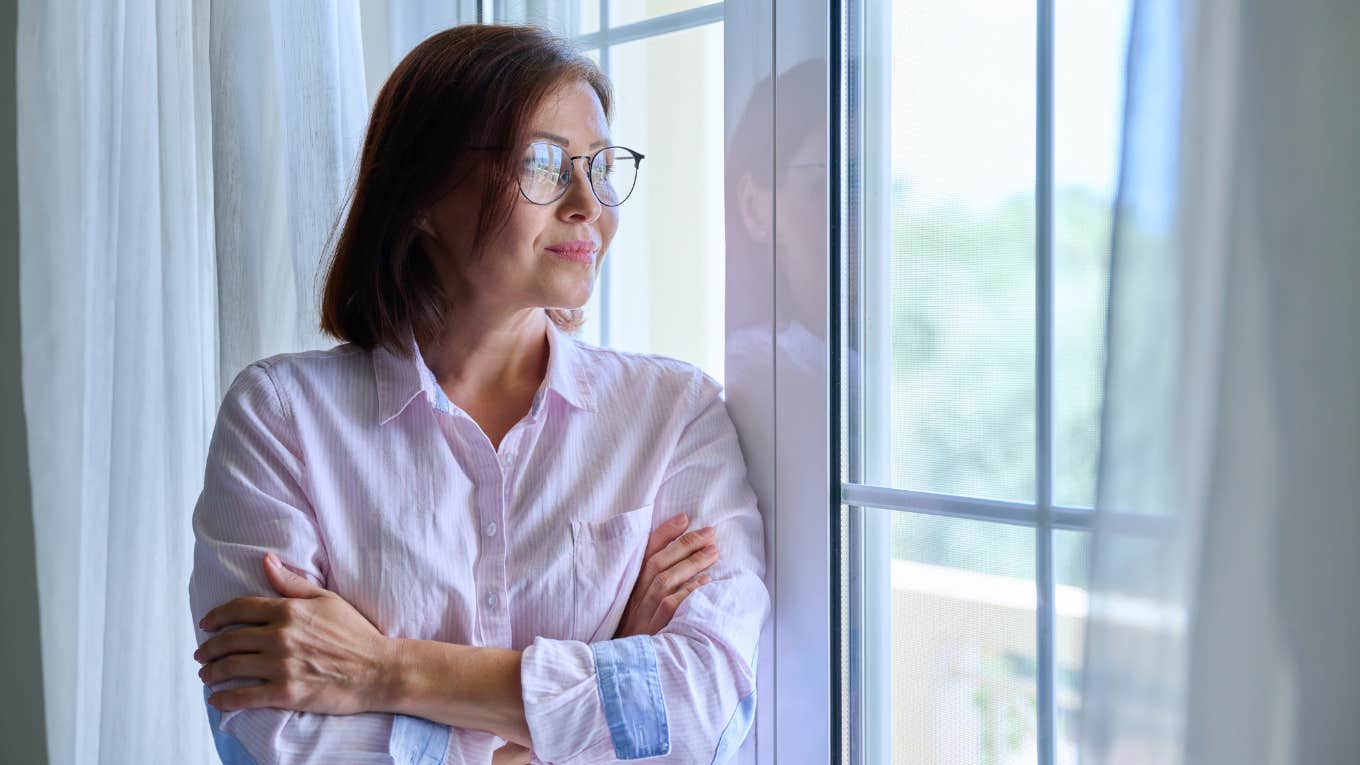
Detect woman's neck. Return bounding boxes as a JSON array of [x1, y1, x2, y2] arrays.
[[419, 307, 550, 398]]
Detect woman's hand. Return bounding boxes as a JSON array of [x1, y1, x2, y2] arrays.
[[496, 519, 716, 763], [614, 513, 720, 638], [487, 516, 719, 762], [491, 742, 532, 765], [194, 552, 398, 715]]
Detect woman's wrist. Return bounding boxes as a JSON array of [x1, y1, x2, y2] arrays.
[[378, 637, 531, 746], [374, 635, 415, 713]]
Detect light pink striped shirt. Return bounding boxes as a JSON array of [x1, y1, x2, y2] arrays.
[[188, 315, 769, 764]]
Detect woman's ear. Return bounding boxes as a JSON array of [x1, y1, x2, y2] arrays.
[[737, 172, 772, 244]]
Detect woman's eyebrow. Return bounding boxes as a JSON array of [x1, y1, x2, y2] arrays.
[[531, 130, 610, 150]]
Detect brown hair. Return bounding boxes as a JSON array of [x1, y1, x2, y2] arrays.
[[319, 24, 613, 355]]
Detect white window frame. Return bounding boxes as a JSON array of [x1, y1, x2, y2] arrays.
[[833, 0, 1069, 759], [833, 0, 1138, 763]]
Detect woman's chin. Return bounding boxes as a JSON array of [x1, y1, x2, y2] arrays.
[[546, 289, 592, 311], [547, 278, 595, 309]]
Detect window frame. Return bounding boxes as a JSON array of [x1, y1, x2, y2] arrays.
[[835, 0, 1109, 764]]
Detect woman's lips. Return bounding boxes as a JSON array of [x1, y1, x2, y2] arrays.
[[545, 243, 597, 263]]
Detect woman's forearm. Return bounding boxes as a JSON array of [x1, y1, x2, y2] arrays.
[[377, 638, 531, 747]]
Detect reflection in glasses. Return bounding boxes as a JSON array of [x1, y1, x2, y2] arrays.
[[518, 141, 645, 207]]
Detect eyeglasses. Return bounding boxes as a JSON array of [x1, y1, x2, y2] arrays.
[[471, 141, 645, 207]]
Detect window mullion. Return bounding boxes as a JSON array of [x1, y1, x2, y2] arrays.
[[1035, 0, 1057, 763], [844, 0, 894, 758]]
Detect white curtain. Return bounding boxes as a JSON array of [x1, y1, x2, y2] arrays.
[[1081, 1, 1360, 763], [16, 2, 467, 762]]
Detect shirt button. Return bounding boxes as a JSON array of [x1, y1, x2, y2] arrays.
[[484, 521, 498, 537], [485, 593, 498, 608]]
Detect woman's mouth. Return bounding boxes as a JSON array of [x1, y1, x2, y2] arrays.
[[545, 241, 597, 264]]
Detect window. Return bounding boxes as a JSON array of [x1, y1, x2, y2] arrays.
[[494, 1, 728, 383], [839, 1, 1130, 764]]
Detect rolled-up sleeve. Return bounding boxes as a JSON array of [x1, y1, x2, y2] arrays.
[[520, 370, 770, 764], [188, 362, 452, 765]]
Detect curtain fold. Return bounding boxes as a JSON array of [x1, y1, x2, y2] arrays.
[[1082, 1, 1360, 763], [18, 2, 220, 762], [208, 0, 368, 387], [16, 2, 470, 761]]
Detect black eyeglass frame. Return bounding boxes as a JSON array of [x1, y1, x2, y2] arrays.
[[468, 142, 646, 207]]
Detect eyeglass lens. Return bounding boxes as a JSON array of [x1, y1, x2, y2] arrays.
[[519, 142, 640, 206]]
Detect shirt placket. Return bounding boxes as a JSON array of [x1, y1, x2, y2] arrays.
[[475, 389, 548, 648], [428, 373, 547, 650], [465, 422, 511, 648]]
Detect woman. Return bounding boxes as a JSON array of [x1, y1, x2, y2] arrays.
[[188, 24, 768, 765]]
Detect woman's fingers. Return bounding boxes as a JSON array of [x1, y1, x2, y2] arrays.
[[199, 596, 286, 632], [195, 625, 283, 664], [649, 574, 713, 633], [643, 526, 717, 582], [199, 652, 275, 685], [649, 543, 719, 597], [613, 517, 722, 638], [643, 513, 689, 560], [632, 515, 689, 597]]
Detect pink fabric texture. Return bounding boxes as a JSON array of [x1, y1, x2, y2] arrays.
[[188, 316, 769, 764]]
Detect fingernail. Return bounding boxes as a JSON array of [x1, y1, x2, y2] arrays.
[[701, 527, 716, 538], [266, 552, 279, 567], [671, 514, 688, 526]]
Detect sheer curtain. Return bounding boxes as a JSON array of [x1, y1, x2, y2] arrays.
[[1081, 1, 1360, 763], [16, 2, 467, 761]]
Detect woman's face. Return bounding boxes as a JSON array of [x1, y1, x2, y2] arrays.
[[419, 78, 620, 317]]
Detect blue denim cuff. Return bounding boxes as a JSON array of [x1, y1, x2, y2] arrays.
[[201, 684, 447, 765], [591, 636, 670, 759], [390, 714, 450, 765], [202, 684, 258, 765]]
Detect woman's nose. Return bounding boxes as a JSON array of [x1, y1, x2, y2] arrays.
[[558, 157, 601, 220]]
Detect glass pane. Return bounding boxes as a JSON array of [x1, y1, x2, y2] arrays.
[[608, 23, 726, 382], [889, 509, 1038, 763], [610, 0, 713, 28], [879, 0, 1037, 502], [1053, 0, 1131, 508], [1054, 529, 1091, 765], [496, 0, 599, 36]]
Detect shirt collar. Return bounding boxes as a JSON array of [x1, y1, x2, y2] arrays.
[[372, 316, 596, 427], [540, 318, 596, 413]]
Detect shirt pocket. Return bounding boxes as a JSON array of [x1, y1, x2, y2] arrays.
[[570, 503, 654, 643]]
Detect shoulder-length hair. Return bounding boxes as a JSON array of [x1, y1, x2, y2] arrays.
[[319, 24, 613, 355]]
